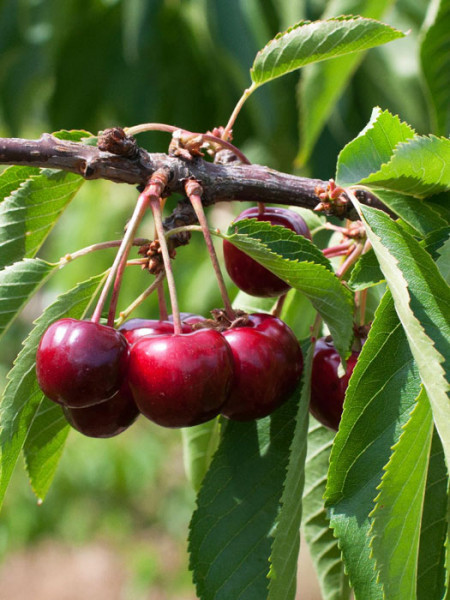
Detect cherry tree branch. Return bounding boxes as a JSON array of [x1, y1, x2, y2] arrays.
[[0, 131, 390, 219]]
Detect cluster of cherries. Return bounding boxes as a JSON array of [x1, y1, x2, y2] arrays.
[[35, 205, 360, 438], [35, 311, 303, 437]]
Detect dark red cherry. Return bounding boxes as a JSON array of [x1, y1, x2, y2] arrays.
[[36, 318, 129, 408], [247, 313, 303, 367], [118, 318, 191, 345], [127, 329, 234, 428], [223, 206, 311, 297], [168, 312, 206, 326], [221, 317, 303, 421], [309, 337, 359, 431], [63, 382, 139, 438]]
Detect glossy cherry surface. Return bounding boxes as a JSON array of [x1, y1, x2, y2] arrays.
[[36, 318, 129, 408], [309, 337, 359, 431], [223, 206, 311, 297], [128, 329, 234, 428], [221, 315, 303, 421], [63, 382, 139, 438]]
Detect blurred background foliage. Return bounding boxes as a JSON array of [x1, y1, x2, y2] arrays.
[[0, 0, 434, 598]]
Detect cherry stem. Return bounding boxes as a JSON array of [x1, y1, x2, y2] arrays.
[[222, 83, 256, 141], [115, 272, 166, 327], [310, 311, 323, 344], [150, 197, 182, 335], [272, 293, 287, 318], [91, 194, 152, 325], [323, 242, 352, 257], [59, 238, 149, 265], [157, 279, 168, 320], [358, 288, 368, 327], [335, 243, 363, 279], [185, 181, 235, 320]]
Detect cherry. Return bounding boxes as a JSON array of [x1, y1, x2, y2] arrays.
[[309, 337, 360, 431], [119, 318, 191, 346], [127, 329, 234, 428], [223, 206, 311, 297], [221, 314, 303, 421], [36, 318, 129, 408], [63, 382, 139, 438]]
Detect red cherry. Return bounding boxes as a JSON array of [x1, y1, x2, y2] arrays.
[[309, 337, 359, 431], [168, 312, 206, 326], [36, 319, 129, 408], [127, 329, 234, 428], [118, 318, 192, 345], [221, 315, 303, 421], [223, 206, 311, 297], [63, 382, 139, 438]]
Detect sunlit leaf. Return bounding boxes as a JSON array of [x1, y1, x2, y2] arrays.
[[251, 17, 404, 87], [218, 220, 354, 359], [0, 273, 104, 508], [370, 387, 434, 600], [325, 291, 421, 599], [0, 259, 56, 339]]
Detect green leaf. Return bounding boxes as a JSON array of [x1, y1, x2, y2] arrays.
[[189, 390, 299, 600], [325, 290, 421, 599], [0, 258, 57, 339], [250, 16, 404, 87], [358, 136, 450, 197], [0, 165, 40, 204], [370, 189, 447, 238], [182, 418, 221, 492], [267, 345, 311, 599], [298, 0, 396, 165], [354, 202, 450, 469], [0, 168, 84, 269], [0, 273, 105, 508], [219, 220, 354, 359], [420, 0, 450, 136], [302, 419, 350, 600], [348, 249, 384, 291], [335, 107, 415, 187], [370, 387, 434, 600], [23, 400, 70, 503], [417, 427, 449, 600]]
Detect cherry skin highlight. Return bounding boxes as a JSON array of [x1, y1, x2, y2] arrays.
[[36, 318, 129, 408], [127, 329, 234, 428], [223, 206, 311, 297], [119, 318, 191, 346], [63, 382, 139, 438], [309, 337, 359, 431], [221, 314, 303, 421]]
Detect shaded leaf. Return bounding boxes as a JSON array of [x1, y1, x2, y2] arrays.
[[267, 345, 311, 599], [251, 17, 404, 87], [336, 107, 415, 186], [302, 419, 350, 600], [0, 169, 84, 269], [370, 189, 447, 237], [0, 273, 105, 508], [348, 249, 384, 291], [417, 427, 449, 600], [219, 220, 354, 359], [355, 202, 450, 468], [420, 0, 450, 136], [325, 291, 421, 599], [298, 0, 398, 165], [370, 387, 434, 600], [23, 400, 70, 502], [189, 390, 299, 600], [182, 418, 221, 492], [0, 258, 56, 339]]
